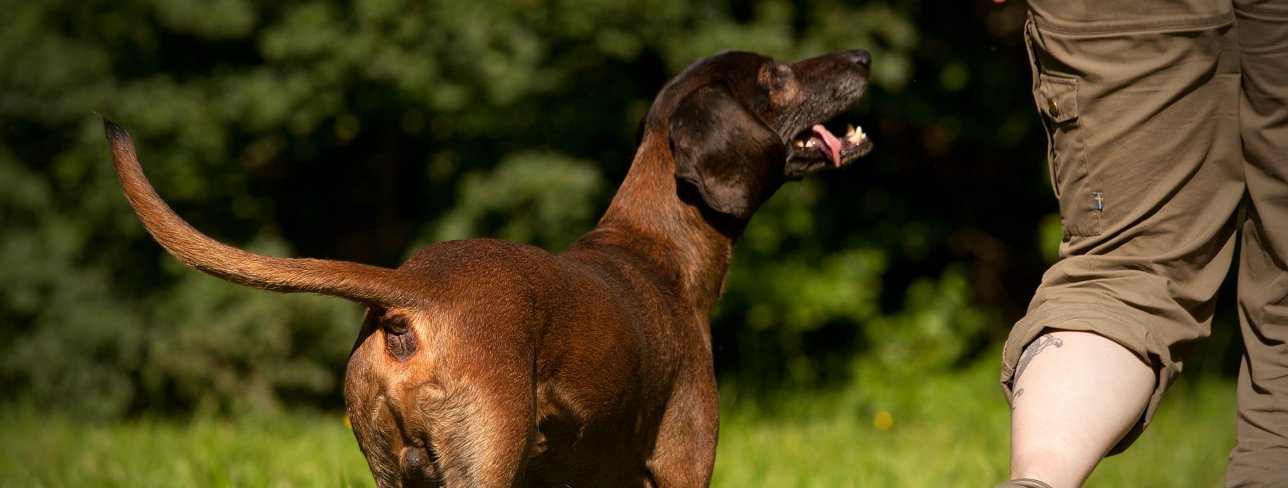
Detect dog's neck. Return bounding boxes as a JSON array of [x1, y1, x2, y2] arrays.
[[569, 134, 747, 317]]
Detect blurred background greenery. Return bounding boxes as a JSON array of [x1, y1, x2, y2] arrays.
[[0, 0, 1242, 485]]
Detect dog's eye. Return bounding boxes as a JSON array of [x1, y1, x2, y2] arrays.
[[761, 64, 792, 90]]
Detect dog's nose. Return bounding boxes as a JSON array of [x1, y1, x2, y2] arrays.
[[847, 49, 872, 68]]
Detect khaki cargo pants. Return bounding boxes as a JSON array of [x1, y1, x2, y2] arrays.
[[999, 0, 1288, 485]]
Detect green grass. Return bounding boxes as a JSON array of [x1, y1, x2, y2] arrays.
[[0, 410, 372, 487], [1, 359, 1235, 487]]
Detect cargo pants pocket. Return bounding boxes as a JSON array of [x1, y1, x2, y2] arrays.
[[1025, 19, 1102, 239]]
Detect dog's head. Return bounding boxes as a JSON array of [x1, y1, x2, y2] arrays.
[[648, 49, 873, 219]]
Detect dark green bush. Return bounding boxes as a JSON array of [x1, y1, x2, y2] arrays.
[[1, 0, 1048, 417]]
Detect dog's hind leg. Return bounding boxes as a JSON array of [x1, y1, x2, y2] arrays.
[[427, 369, 536, 488]]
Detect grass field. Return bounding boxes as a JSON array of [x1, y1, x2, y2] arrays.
[[1, 359, 1235, 487]]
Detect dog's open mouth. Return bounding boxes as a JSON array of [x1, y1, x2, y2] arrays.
[[786, 121, 873, 175]]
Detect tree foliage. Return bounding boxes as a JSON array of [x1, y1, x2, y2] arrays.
[[0, 0, 1051, 417]]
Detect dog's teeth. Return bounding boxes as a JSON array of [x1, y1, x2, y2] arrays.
[[847, 126, 866, 143], [794, 140, 805, 148], [845, 124, 855, 137], [805, 139, 817, 147]]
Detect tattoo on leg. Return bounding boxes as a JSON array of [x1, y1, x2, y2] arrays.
[[1014, 333, 1064, 382], [1012, 388, 1024, 411]]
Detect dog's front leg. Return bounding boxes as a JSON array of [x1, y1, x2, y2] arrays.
[[644, 364, 719, 487]]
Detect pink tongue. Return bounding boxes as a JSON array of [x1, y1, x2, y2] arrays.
[[811, 124, 843, 167]]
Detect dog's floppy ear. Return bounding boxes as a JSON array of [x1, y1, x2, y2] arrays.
[[668, 84, 784, 220]]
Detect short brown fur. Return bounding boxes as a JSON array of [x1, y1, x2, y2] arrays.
[[104, 49, 872, 487]]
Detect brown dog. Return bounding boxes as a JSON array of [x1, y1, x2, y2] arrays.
[[103, 49, 872, 487]]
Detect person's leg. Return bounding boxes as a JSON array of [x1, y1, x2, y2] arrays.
[[1008, 330, 1155, 487], [1001, 1, 1243, 486], [1227, 1, 1288, 486]]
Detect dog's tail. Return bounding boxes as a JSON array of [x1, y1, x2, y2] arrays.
[[102, 116, 426, 309]]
